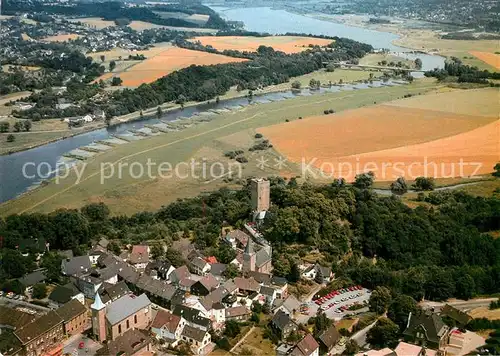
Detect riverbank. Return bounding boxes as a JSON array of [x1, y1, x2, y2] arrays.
[[0, 68, 382, 156], [298, 11, 499, 71]]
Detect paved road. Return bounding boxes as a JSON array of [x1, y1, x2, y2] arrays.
[[420, 298, 498, 312], [63, 334, 101, 356], [351, 320, 378, 347]]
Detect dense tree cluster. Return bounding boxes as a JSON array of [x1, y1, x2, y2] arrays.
[[425, 57, 500, 84], [1, 177, 498, 303], [4, 0, 231, 30]]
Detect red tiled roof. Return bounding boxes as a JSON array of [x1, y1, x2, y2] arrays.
[[151, 310, 181, 333]]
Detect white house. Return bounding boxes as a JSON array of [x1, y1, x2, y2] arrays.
[[181, 325, 211, 355], [151, 309, 185, 347], [82, 114, 93, 123]]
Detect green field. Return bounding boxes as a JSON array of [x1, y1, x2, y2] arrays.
[[0, 131, 71, 155], [359, 53, 415, 68], [0, 79, 440, 216]]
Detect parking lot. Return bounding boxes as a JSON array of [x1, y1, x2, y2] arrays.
[[309, 286, 371, 320]]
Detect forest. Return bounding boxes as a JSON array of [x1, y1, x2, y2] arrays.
[[425, 57, 500, 84], [1, 175, 499, 302]]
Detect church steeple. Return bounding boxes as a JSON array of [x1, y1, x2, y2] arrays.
[[243, 238, 256, 273], [91, 292, 107, 341], [91, 292, 105, 310]]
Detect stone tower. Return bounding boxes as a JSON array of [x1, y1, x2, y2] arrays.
[[242, 238, 256, 273], [251, 178, 270, 212], [91, 292, 107, 342]]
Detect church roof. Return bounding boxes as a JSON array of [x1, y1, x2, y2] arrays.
[[244, 237, 255, 254]]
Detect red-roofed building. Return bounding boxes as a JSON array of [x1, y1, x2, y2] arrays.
[[292, 334, 319, 356], [151, 309, 185, 347], [206, 256, 218, 264]]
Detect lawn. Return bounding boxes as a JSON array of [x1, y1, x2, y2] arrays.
[[232, 327, 275, 355], [0, 131, 71, 155], [359, 53, 415, 68], [0, 79, 440, 216]]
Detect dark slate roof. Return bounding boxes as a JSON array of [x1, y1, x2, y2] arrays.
[[100, 281, 131, 304], [403, 312, 448, 344], [62, 256, 91, 276], [172, 265, 191, 281], [318, 325, 340, 349], [271, 310, 294, 331], [440, 304, 472, 326], [248, 271, 272, 284], [209, 263, 227, 276], [48, 283, 80, 304], [172, 305, 211, 328], [19, 269, 47, 287], [271, 276, 288, 286], [14, 311, 63, 344], [96, 329, 150, 356], [190, 257, 209, 270], [255, 248, 272, 267], [55, 299, 87, 322], [181, 325, 207, 342], [260, 285, 276, 297]]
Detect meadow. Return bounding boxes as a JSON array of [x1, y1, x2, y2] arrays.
[[0, 79, 440, 216], [259, 88, 499, 181], [41, 34, 80, 42], [191, 36, 333, 54]]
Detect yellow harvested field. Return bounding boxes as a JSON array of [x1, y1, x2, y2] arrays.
[[259, 89, 499, 181], [386, 87, 500, 117], [88, 43, 173, 61], [42, 34, 80, 42], [470, 51, 500, 70], [128, 21, 165, 31], [192, 36, 333, 54], [109, 47, 247, 86], [469, 306, 500, 320]]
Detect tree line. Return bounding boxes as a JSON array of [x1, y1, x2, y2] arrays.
[[425, 57, 500, 84]]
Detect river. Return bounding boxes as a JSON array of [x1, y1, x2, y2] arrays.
[[0, 7, 445, 204]]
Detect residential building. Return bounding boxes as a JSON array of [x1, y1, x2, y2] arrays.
[[14, 311, 65, 356], [273, 294, 301, 318], [302, 263, 333, 283], [318, 325, 341, 354], [61, 256, 91, 276], [403, 311, 450, 349], [100, 280, 131, 304], [234, 277, 261, 295], [55, 299, 89, 335], [225, 306, 252, 321], [91, 292, 152, 342], [190, 257, 211, 276], [355, 349, 396, 356], [291, 334, 320, 356], [96, 329, 151, 356], [48, 282, 85, 308], [394, 342, 436, 356], [76, 274, 103, 299], [19, 269, 47, 292], [129, 245, 150, 269], [151, 309, 185, 347], [223, 229, 250, 250], [191, 274, 219, 296], [181, 325, 211, 355], [271, 310, 298, 340], [440, 304, 473, 327], [173, 305, 211, 331], [169, 265, 191, 285], [444, 328, 485, 356]]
